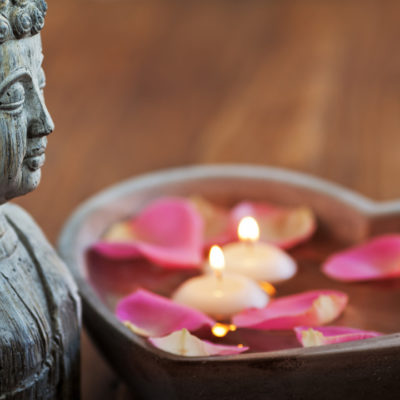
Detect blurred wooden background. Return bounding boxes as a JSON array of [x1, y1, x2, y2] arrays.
[[14, 0, 400, 398]]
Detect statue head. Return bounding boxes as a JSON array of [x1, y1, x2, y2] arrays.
[[0, 0, 53, 203]]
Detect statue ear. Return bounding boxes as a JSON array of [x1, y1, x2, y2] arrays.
[[0, 15, 12, 44]]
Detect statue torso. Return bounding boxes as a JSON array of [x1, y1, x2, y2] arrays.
[[0, 205, 80, 400]]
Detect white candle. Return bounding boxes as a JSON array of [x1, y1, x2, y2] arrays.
[[172, 246, 269, 319], [222, 217, 297, 283]]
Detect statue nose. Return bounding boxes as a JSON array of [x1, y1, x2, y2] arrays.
[[27, 96, 54, 138]]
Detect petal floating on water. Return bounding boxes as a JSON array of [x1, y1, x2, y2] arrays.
[[92, 197, 204, 268], [149, 328, 249, 357], [294, 326, 382, 347], [322, 235, 400, 282], [189, 196, 233, 248], [231, 202, 316, 249], [116, 289, 215, 337], [233, 290, 348, 330]]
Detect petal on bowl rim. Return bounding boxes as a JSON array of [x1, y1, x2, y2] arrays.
[[322, 235, 400, 282], [116, 289, 215, 337], [231, 201, 316, 249], [149, 328, 249, 357], [91, 197, 204, 269], [294, 326, 382, 347], [232, 290, 348, 330]]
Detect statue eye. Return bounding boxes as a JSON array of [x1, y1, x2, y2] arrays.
[[0, 82, 25, 113]]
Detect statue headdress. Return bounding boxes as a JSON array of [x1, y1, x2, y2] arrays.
[[0, 0, 47, 44]]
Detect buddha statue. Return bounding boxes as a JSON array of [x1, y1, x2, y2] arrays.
[[0, 1, 80, 398]]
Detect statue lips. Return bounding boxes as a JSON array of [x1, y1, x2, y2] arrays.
[[24, 140, 47, 171]]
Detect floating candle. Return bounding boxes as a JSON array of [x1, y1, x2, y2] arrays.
[[223, 216, 297, 283], [172, 246, 269, 319]]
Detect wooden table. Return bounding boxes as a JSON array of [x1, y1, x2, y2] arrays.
[[14, 0, 400, 398]]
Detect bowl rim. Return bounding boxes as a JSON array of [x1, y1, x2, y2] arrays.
[[58, 164, 400, 363]]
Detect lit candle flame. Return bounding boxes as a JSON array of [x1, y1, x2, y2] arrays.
[[209, 245, 225, 280], [238, 216, 260, 243]]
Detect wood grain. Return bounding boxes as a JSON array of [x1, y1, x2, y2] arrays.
[[12, 0, 400, 398]]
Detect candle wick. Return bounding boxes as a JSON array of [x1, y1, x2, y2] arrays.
[[215, 269, 223, 283], [245, 239, 256, 252]]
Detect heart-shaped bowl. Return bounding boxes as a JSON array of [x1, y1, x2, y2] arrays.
[[59, 165, 400, 400]]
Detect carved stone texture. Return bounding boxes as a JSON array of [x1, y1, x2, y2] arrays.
[[0, 1, 81, 399]]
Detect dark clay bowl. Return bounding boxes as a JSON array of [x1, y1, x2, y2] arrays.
[[58, 165, 400, 400]]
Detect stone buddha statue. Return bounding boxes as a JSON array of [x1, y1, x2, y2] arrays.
[[0, 1, 80, 398]]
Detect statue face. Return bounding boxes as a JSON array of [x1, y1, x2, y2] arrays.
[[0, 34, 54, 202]]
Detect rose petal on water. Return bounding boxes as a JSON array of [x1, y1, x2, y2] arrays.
[[149, 328, 249, 357], [189, 196, 233, 248], [294, 326, 382, 347], [231, 202, 316, 249], [91, 197, 204, 268], [322, 235, 400, 282], [116, 289, 215, 337], [233, 290, 348, 330]]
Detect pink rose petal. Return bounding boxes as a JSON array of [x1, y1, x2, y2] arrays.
[[233, 290, 348, 330], [149, 328, 248, 357], [294, 326, 382, 347], [116, 289, 215, 337], [91, 240, 142, 259], [189, 196, 233, 248], [231, 202, 316, 249], [322, 235, 400, 282], [92, 197, 204, 269]]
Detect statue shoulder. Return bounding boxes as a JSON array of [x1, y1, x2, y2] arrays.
[[2, 202, 80, 304], [3, 203, 50, 242]]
